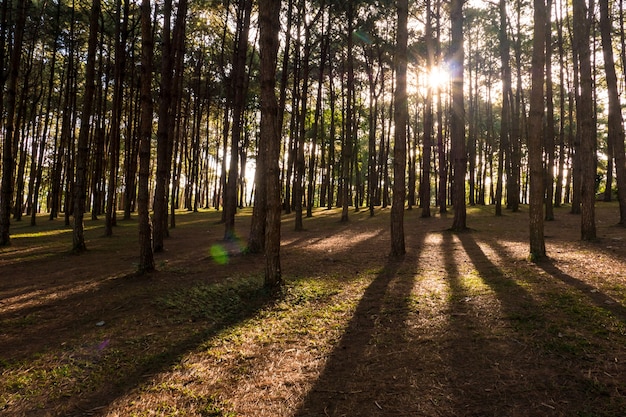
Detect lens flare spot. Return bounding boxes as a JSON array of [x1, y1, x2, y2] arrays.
[[210, 244, 229, 265]]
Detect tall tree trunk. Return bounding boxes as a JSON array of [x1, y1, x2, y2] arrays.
[[138, 0, 154, 273], [573, 0, 596, 240], [224, 0, 252, 238], [248, 123, 268, 253], [421, 0, 434, 218], [307, 8, 327, 218], [365, 43, 379, 216], [327, 63, 336, 209], [340, 4, 356, 223], [91, 36, 107, 221], [153, 0, 173, 252], [123, 79, 141, 220], [569, 8, 582, 214], [0, 0, 27, 245], [391, 0, 408, 257], [496, 0, 512, 217], [555, 0, 567, 208], [435, 0, 446, 214], [169, 0, 188, 226], [105, 0, 129, 235], [528, 0, 547, 260], [295, 2, 310, 231], [72, 0, 100, 252], [544, 0, 556, 221], [0, 0, 7, 114], [599, 0, 626, 224], [450, 0, 466, 231], [31, 0, 61, 226], [260, 0, 283, 287]]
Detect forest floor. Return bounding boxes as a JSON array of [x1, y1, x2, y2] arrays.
[[1, 203, 626, 417]]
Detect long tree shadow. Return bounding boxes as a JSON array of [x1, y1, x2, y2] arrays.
[[536, 258, 626, 322], [455, 232, 626, 415], [294, 237, 425, 416], [2, 211, 396, 416], [1, 269, 278, 416], [447, 231, 560, 415]]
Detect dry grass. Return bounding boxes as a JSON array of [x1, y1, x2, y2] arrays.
[[1, 203, 626, 416]]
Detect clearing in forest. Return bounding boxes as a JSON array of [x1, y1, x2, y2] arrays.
[[1, 203, 626, 416]]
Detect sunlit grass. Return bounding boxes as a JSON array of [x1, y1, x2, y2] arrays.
[[99, 272, 372, 416], [11, 225, 100, 239], [3, 202, 626, 416]]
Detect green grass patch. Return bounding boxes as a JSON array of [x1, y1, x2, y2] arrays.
[[160, 275, 270, 323]]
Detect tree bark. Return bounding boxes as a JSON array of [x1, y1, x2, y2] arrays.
[[341, 4, 356, 223], [573, 0, 596, 240], [599, 0, 626, 225], [421, 0, 434, 219], [294, 2, 311, 231], [528, 0, 547, 260], [391, 0, 408, 257], [224, 0, 253, 239], [72, 0, 100, 253], [152, 0, 173, 252], [0, 0, 27, 245], [450, 0, 466, 231], [105, 0, 129, 236], [138, 0, 155, 273], [259, 0, 283, 287], [544, 0, 556, 221]]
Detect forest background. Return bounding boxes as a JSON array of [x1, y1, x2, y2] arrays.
[[3, 0, 626, 415], [1, 0, 626, 277]]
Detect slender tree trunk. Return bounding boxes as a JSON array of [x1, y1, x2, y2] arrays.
[[391, 0, 408, 257], [91, 40, 106, 221], [544, 0, 556, 221], [408, 103, 416, 210], [0, 0, 7, 115], [169, 0, 187, 229], [248, 131, 268, 253], [123, 81, 141, 220], [365, 47, 378, 217], [341, 4, 355, 223], [435, 0, 446, 214], [528, 0, 547, 260], [307, 9, 327, 218], [555, 0, 567, 207], [437, 89, 446, 213], [153, 0, 173, 252], [599, 0, 626, 224], [295, 2, 310, 231], [327, 64, 336, 210], [569, 8, 582, 214], [224, 0, 252, 239], [31, 1, 61, 226], [509, 1, 524, 212], [496, 0, 512, 216], [72, 0, 100, 253], [260, 0, 283, 287], [573, 0, 596, 240], [450, 0, 466, 231], [0, 0, 27, 245], [138, 0, 154, 273], [421, 0, 434, 218], [105, 0, 129, 236]]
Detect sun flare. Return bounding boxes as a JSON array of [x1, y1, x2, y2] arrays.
[[428, 66, 449, 89]]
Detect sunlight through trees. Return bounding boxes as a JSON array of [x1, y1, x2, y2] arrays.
[[0, 0, 625, 264]]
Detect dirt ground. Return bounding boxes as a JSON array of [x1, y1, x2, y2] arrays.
[[1, 203, 626, 416]]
